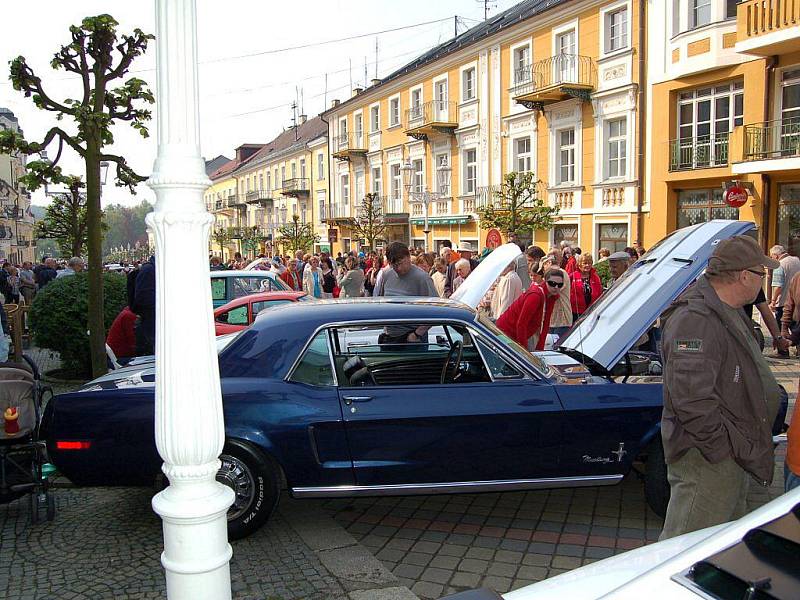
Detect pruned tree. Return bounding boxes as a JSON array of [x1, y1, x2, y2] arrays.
[[34, 175, 89, 257], [476, 171, 559, 236], [212, 227, 230, 256], [0, 15, 154, 377], [351, 193, 386, 251], [277, 214, 319, 254], [240, 226, 265, 258]]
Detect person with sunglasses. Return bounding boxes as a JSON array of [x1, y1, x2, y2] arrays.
[[496, 267, 564, 351]]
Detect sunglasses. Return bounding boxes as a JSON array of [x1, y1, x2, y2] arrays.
[[745, 268, 766, 278], [546, 280, 564, 288]]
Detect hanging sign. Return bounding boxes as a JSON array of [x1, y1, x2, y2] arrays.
[[485, 229, 503, 249], [724, 185, 748, 208]]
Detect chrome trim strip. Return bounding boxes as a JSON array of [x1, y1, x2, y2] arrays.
[[291, 474, 623, 498]]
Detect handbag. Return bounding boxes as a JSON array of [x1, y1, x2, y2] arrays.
[[332, 286, 340, 298]]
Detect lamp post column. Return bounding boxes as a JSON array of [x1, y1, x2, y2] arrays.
[[148, 1, 234, 599], [422, 193, 431, 252]]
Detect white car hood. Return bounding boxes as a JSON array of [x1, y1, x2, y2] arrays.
[[558, 220, 756, 372], [451, 243, 522, 309]]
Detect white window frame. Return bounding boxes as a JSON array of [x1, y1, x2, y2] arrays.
[[433, 74, 449, 120], [600, 1, 630, 56], [369, 103, 380, 133], [339, 117, 348, 137], [353, 111, 364, 147], [354, 169, 365, 203], [552, 19, 579, 56], [317, 152, 324, 181], [389, 94, 401, 127], [340, 173, 350, 206], [412, 158, 424, 195], [462, 148, 477, 195], [461, 64, 477, 102], [510, 40, 533, 86], [371, 166, 382, 195], [556, 127, 577, 185], [390, 162, 402, 204], [409, 86, 423, 122], [690, 0, 711, 29], [604, 117, 628, 180], [512, 136, 532, 173]]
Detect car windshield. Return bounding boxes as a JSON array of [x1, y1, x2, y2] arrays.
[[476, 312, 552, 377]]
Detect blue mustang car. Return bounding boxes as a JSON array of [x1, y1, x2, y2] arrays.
[[41, 220, 755, 539]]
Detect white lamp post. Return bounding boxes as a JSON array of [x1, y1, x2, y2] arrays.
[[147, 1, 234, 599], [401, 155, 451, 252]]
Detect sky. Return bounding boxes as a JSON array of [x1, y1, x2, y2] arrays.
[[0, 0, 520, 208]]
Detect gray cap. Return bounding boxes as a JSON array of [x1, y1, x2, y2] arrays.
[[608, 251, 630, 261]]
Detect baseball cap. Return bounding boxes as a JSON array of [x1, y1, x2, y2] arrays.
[[608, 251, 630, 261], [706, 235, 780, 275]]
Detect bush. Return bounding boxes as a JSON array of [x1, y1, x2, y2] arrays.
[[29, 272, 128, 377], [594, 260, 612, 288]]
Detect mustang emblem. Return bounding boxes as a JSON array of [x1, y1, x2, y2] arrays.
[[582, 455, 612, 464], [612, 443, 627, 462]]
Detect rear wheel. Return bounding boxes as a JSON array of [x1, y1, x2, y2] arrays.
[[644, 436, 669, 518], [217, 441, 280, 540]]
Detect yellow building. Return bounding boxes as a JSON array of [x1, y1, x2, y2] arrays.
[[646, 0, 800, 251], [322, 0, 644, 256], [0, 108, 36, 264]]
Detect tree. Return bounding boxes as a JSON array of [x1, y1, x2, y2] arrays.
[[102, 200, 152, 253], [476, 171, 559, 237], [0, 15, 154, 378], [277, 214, 319, 254], [34, 176, 89, 257], [351, 193, 386, 251], [211, 227, 230, 256], [240, 226, 265, 258]]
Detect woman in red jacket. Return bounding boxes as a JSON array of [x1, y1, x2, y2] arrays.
[[570, 254, 602, 320]]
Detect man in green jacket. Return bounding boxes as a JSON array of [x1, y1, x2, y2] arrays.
[[659, 235, 783, 540]]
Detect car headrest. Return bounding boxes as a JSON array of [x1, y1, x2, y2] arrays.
[[349, 366, 375, 387], [343, 355, 366, 379]]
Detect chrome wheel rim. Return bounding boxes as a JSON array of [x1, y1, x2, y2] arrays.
[[217, 454, 255, 521]]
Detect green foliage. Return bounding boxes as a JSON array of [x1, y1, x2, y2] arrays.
[[351, 193, 386, 250], [477, 171, 559, 236], [277, 214, 320, 253], [101, 200, 152, 254], [594, 260, 612, 288], [35, 177, 91, 257], [29, 272, 128, 376]]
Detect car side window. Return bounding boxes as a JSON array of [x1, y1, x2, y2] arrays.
[[227, 306, 249, 326], [252, 299, 292, 315], [476, 339, 523, 379], [233, 277, 262, 298], [289, 331, 334, 387], [211, 277, 226, 302]]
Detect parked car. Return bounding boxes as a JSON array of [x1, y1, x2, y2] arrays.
[[442, 486, 800, 600], [209, 270, 290, 308], [41, 220, 756, 539], [214, 291, 309, 335]]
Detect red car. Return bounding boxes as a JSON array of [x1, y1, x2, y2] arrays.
[[213, 291, 308, 335]]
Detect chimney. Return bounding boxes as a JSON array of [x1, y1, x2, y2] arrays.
[[331, 99, 340, 108], [352, 87, 363, 97], [371, 78, 381, 87], [298, 114, 307, 125]]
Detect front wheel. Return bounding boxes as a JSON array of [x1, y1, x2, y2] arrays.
[[644, 436, 669, 518], [217, 441, 280, 540]]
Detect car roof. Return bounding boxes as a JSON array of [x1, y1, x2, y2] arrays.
[[214, 291, 305, 313], [251, 297, 476, 333], [210, 270, 278, 278]]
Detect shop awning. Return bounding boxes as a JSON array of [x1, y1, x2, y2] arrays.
[[410, 215, 473, 226]]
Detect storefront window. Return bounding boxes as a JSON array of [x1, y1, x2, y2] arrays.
[[777, 184, 800, 254], [597, 223, 629, 253], [553, 224, 578, 247], [677, 189, 739, 229]]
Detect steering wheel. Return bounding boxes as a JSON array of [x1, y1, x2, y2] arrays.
[[440, 341, 464, 384]]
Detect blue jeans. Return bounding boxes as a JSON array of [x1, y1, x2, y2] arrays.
[[785, 462, 800, 493]]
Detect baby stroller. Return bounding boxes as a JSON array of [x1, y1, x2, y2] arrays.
[[0, 355, 55, 523]]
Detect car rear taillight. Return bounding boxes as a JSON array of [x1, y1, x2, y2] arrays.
[[55, 441, 92, 450]]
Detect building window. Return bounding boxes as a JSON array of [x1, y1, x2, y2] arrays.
[[606, 7, 628, 53], [258, 174, 264, 190], [677, 189, 739, 229], [281, 166, 286, 186], [390, 164, 402, 201], [317, 153, 324, 180], [300, 159, 306, 180], [370, 105, 380, 132], [691, 0, 711, 28], [339, 118, 347, 136], [371, 166, 382, 195], [513, 137, 532, 172], [725, 0, 737, 19], [462, 67, 476, 101], [777, 184, 800, 252], [557, 129, 576, 184], [513, 45, 531, 84], [410, 88, 422, 120], [318, 193, 327, 221], [340, 174, 350, 205], [355, 171, 365, 202], [412, 159, 424, 195], [553, 224, 578, 247], [597, 223, 629, 253], [674, 81, 743, 170], [463, 149, 477, 195], [354, 113, 363, 143], [291, 163, 297, 179], [606, 117, 627, 179], [390, 97, 400, 126]]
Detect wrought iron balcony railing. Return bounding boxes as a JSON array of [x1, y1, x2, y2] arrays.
[[332, 132, 367, 160], [280, 178, 309, 196], [245, 189, 274, 204], [403, 100, 458, 137], [510, 55, 596, 106], [743, 118, 800, 160], [669, 133, 730, 171]]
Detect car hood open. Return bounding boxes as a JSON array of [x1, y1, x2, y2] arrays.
[[450, 243, 522, 309], [557, 220, 756, 372]]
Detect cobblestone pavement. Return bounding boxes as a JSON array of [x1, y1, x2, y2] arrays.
[[322, 354, 798, 599]]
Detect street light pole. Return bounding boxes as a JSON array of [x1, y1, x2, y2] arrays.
[[148, 1, 234, 599]]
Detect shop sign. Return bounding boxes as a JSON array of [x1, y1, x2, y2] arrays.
[[724, 185, 748, 208], [485, 228, 503, 249], [384, 213, 409, 225], [328, 229, 338, 242]]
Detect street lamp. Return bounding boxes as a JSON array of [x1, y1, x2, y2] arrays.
[[401, 155, 451, 251]]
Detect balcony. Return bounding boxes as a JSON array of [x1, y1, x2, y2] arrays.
[[403, 100, 458, 140], [511, 55, 596, 110], [231, 194, 246, 207], [382, 195, 405, 216], [246, 189, 274, 206], [332, 132, 367, 161], [280, 178, 309, 198], [736, 0, 800, 55], [669, 133, 730, 171], [732, 118, 800, 174]]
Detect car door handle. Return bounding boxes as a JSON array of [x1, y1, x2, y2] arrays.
[[342, 395, 373, 405]]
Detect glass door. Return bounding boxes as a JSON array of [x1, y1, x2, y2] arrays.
[[556, 30, 576, 84], [780, 69, 800, 157], [434, 80, 448, 122]]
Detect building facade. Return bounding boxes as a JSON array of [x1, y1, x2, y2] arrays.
[[646, 0, 800, 250], [322, 0, 644, 256], [0, 108, 36, 264]]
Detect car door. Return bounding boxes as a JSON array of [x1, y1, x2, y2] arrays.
[[331, 322, 565, 488]]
